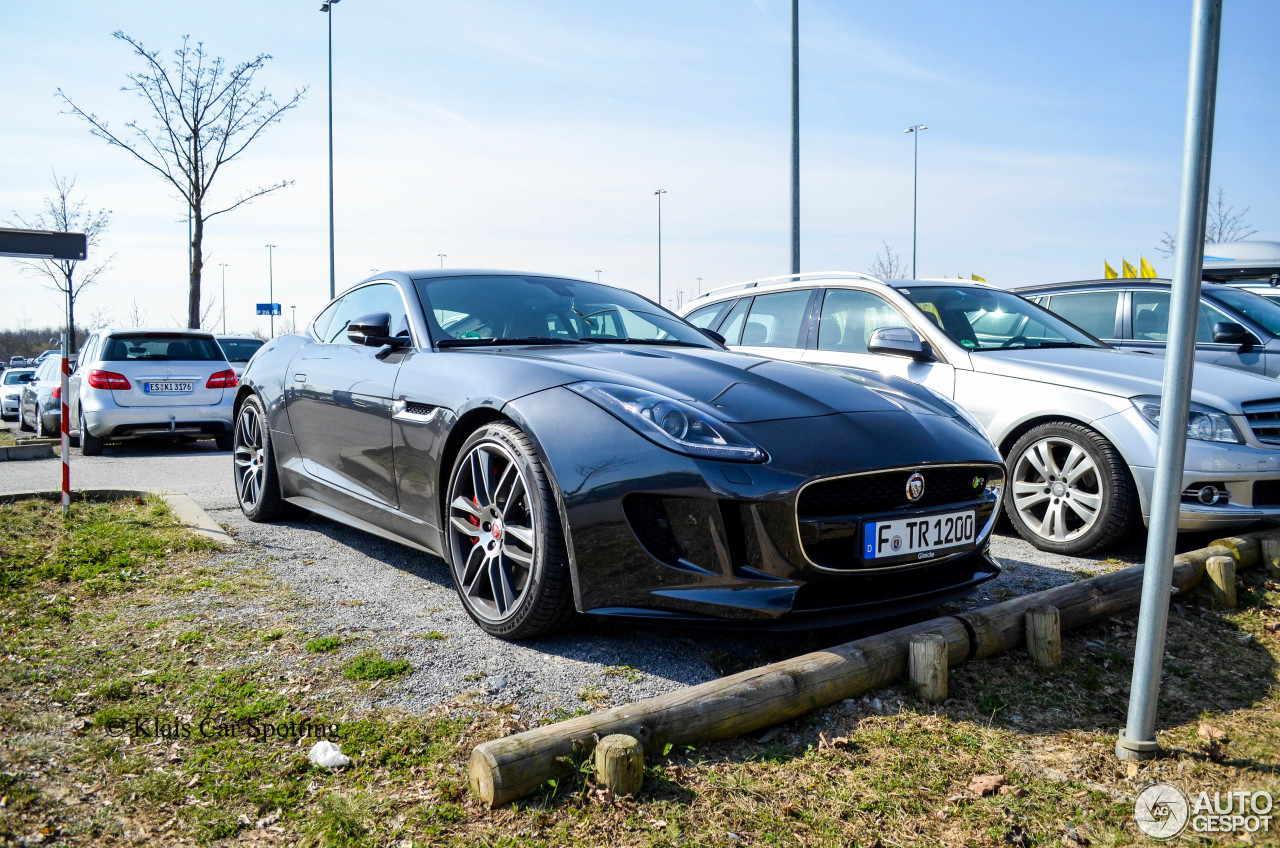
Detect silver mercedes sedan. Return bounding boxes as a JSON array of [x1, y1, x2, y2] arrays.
[[681, 273, 1280, 555]]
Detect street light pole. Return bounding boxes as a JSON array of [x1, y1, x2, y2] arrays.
[[595, 269, 602, 283], [904, 124, 927, 279], [789, 0, 800, 276], [265, 244, 276, 338], [697, 276, 703, 293], [219, 262, 228, 334], [320, 0, 341, 300], [291, 305, 297, 334], [438, 253, 446, 268], [654, 189, 667, 305]]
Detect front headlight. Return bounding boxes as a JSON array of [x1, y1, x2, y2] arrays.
[[567, 382, 766, 462], [1131, 396, 1243, 444]]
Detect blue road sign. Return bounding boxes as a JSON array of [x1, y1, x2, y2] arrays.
[[256, 303, 281, 316]]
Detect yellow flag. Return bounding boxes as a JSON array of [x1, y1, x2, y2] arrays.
[[1140, 257, 1157, 278], [1105, 261, 1118, 279], [971, 274, 986, 282], [1122, 259, 1137, 278]]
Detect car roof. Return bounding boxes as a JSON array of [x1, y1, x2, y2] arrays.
[[216, 335, 263, 341], [1010, 279, 1239, 296], [683, 271, 998, 309], [99, 327, 218, 337]]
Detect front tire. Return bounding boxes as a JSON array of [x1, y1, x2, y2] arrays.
[[1004, 421, 1136, 554], [445, 422, 574, 640], [233, 395, 287, 521], [18, 407, 32, 432]]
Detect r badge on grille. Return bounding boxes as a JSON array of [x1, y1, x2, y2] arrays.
[[906, 472, 925, 502]]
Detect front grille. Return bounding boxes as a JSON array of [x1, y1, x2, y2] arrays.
[[1242, 398, 1280, 445], [797, 464, 998, 519], [623, 494, 682, 565], [1255, 481, 1280, 507]]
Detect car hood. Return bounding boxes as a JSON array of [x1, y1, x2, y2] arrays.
[[968, 347, 1280, 410], [462, 345, 952, 424]]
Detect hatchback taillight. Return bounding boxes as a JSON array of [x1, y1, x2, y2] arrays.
[[87, 370, 132, 390], [52, 386, 61, 400], [206, 369, 238, 389]]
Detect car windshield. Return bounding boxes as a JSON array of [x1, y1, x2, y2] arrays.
[[1208, 287, 1280, 336], [101, 333, 226, 362], [4, 370, 34, 385], [413, 275, 715, 347], [899, 285, 1103, 351], [218, 338, 265, 361]]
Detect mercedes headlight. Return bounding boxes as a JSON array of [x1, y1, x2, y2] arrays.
[[1131, 396, 1242, 444], [568, 382, 766, 462]]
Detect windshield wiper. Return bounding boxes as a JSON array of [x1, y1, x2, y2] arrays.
[[586, 338, 706, 347], [436, 336, 588, 348]]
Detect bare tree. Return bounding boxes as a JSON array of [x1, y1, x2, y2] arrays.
[[868, 241, 908, 279], [85, 305, 114, 331], [127, 297, 150, 327], [1157, 187, 1258, 256], [7, 172, 112, 354], [57, 32, 305, 329]]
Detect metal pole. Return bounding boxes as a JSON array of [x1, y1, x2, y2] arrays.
[[654, 189, 666, 304], [1116, 0, 1222, 762], [789, 0, 800, 276], [291, 305, 297, 333], [912, 128, 918, 278], [438, 253, 446, 268], [595, 270, 602, 283], [266, 244, 276, 338], [326, 1, 338, 300], [59, 332, 69, 516], [697, 277, 703, 293], [219, 263, 228, 334]]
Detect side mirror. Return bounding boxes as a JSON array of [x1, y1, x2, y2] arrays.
[[347, 312, 409, 348], [867, 326, 936, 361], [700, 328, 727, 346], [1212, 321, 1252, 349]]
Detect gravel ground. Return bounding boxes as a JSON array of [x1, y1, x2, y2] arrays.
[[0, 422, 1217, 718]]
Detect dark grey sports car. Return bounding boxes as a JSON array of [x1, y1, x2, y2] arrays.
[[234, 270, 1006, 639]]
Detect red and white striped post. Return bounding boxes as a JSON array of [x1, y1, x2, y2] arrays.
[[60, 335, 70, 515]]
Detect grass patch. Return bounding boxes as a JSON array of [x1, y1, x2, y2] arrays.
[[306, 635, 343, 653], [421, 629, 449, 641], [342, 650, 411, 681]]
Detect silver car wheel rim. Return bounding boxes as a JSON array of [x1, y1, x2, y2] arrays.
[[447, 441, 537, 622], [1011, 436, 1103, 543], [233, 406, 267, 510]]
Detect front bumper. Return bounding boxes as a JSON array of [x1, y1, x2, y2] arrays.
[[505, 387, 1005, 625], [1128, 435, 1280, 531], [0, 395, 19, 417], [83, 401, 233, 441]]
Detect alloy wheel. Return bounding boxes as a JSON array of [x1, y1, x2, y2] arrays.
[[447, 441, 538, 622], [1010, 436, 1104, 543], [233, 404, 267, 510]]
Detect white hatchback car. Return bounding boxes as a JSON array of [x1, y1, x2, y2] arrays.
[[68, 329, 238, 455]]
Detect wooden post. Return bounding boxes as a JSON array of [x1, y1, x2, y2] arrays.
[[467, 531, 1262, 808], [1206, 555, 1236, 609], [908, 634, 947, 703], [1024, 605, 1062, 671], [593, 734, 644, 797], [1261, 534, 1280, 579]]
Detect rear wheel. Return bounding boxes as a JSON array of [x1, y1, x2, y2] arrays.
[[445, 422, 574, 640], [18, 406, 32, 432], [35, 412, 50, 439], [79, 412, 103, 456], [1004, 422, 1135, 555], [234, 395, 287, 521]]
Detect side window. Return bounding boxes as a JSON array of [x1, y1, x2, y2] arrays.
[[78, 336, 97, 369], [718, 298, 752, 345], [740, 289, 813, 348], [818, 289, 913, 354], [1132, 291, 1230, 343], [1044, 291, 1120, 339], [312, 300, 342, 341], [323, 283, 412, 345], [685, 302, 729, 330]]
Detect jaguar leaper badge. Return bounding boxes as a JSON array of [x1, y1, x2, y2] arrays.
[[906, 472, 925, 502]]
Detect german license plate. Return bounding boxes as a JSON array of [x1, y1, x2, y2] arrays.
[[144, 381, 194, 393], [864, 510, 976, 560]]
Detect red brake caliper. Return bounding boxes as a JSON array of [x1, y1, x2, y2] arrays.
[[469, 496, 480, 543]]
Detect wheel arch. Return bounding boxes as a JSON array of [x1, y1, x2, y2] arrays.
[[997, 413, 1138, 470]]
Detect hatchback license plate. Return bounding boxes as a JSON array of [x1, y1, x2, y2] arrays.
[[864, 510, 976, 560], [144, 381, 194, 394]]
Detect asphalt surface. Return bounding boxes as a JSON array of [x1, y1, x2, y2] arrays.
[[0, 422, 1192, 716]]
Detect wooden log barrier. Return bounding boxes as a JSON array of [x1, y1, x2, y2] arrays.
[[908, 634, 948, 703], [1024, 605, 1062, 671], [1206, 555, 1237, 608], [469, 532, 1263, 807], [1261, 534, 1280, 580]]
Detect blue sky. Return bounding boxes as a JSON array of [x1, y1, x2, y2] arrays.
[[2, 0, 1277, 334]]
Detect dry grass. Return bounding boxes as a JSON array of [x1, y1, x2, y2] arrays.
[[2, 495, 1278, 847]]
